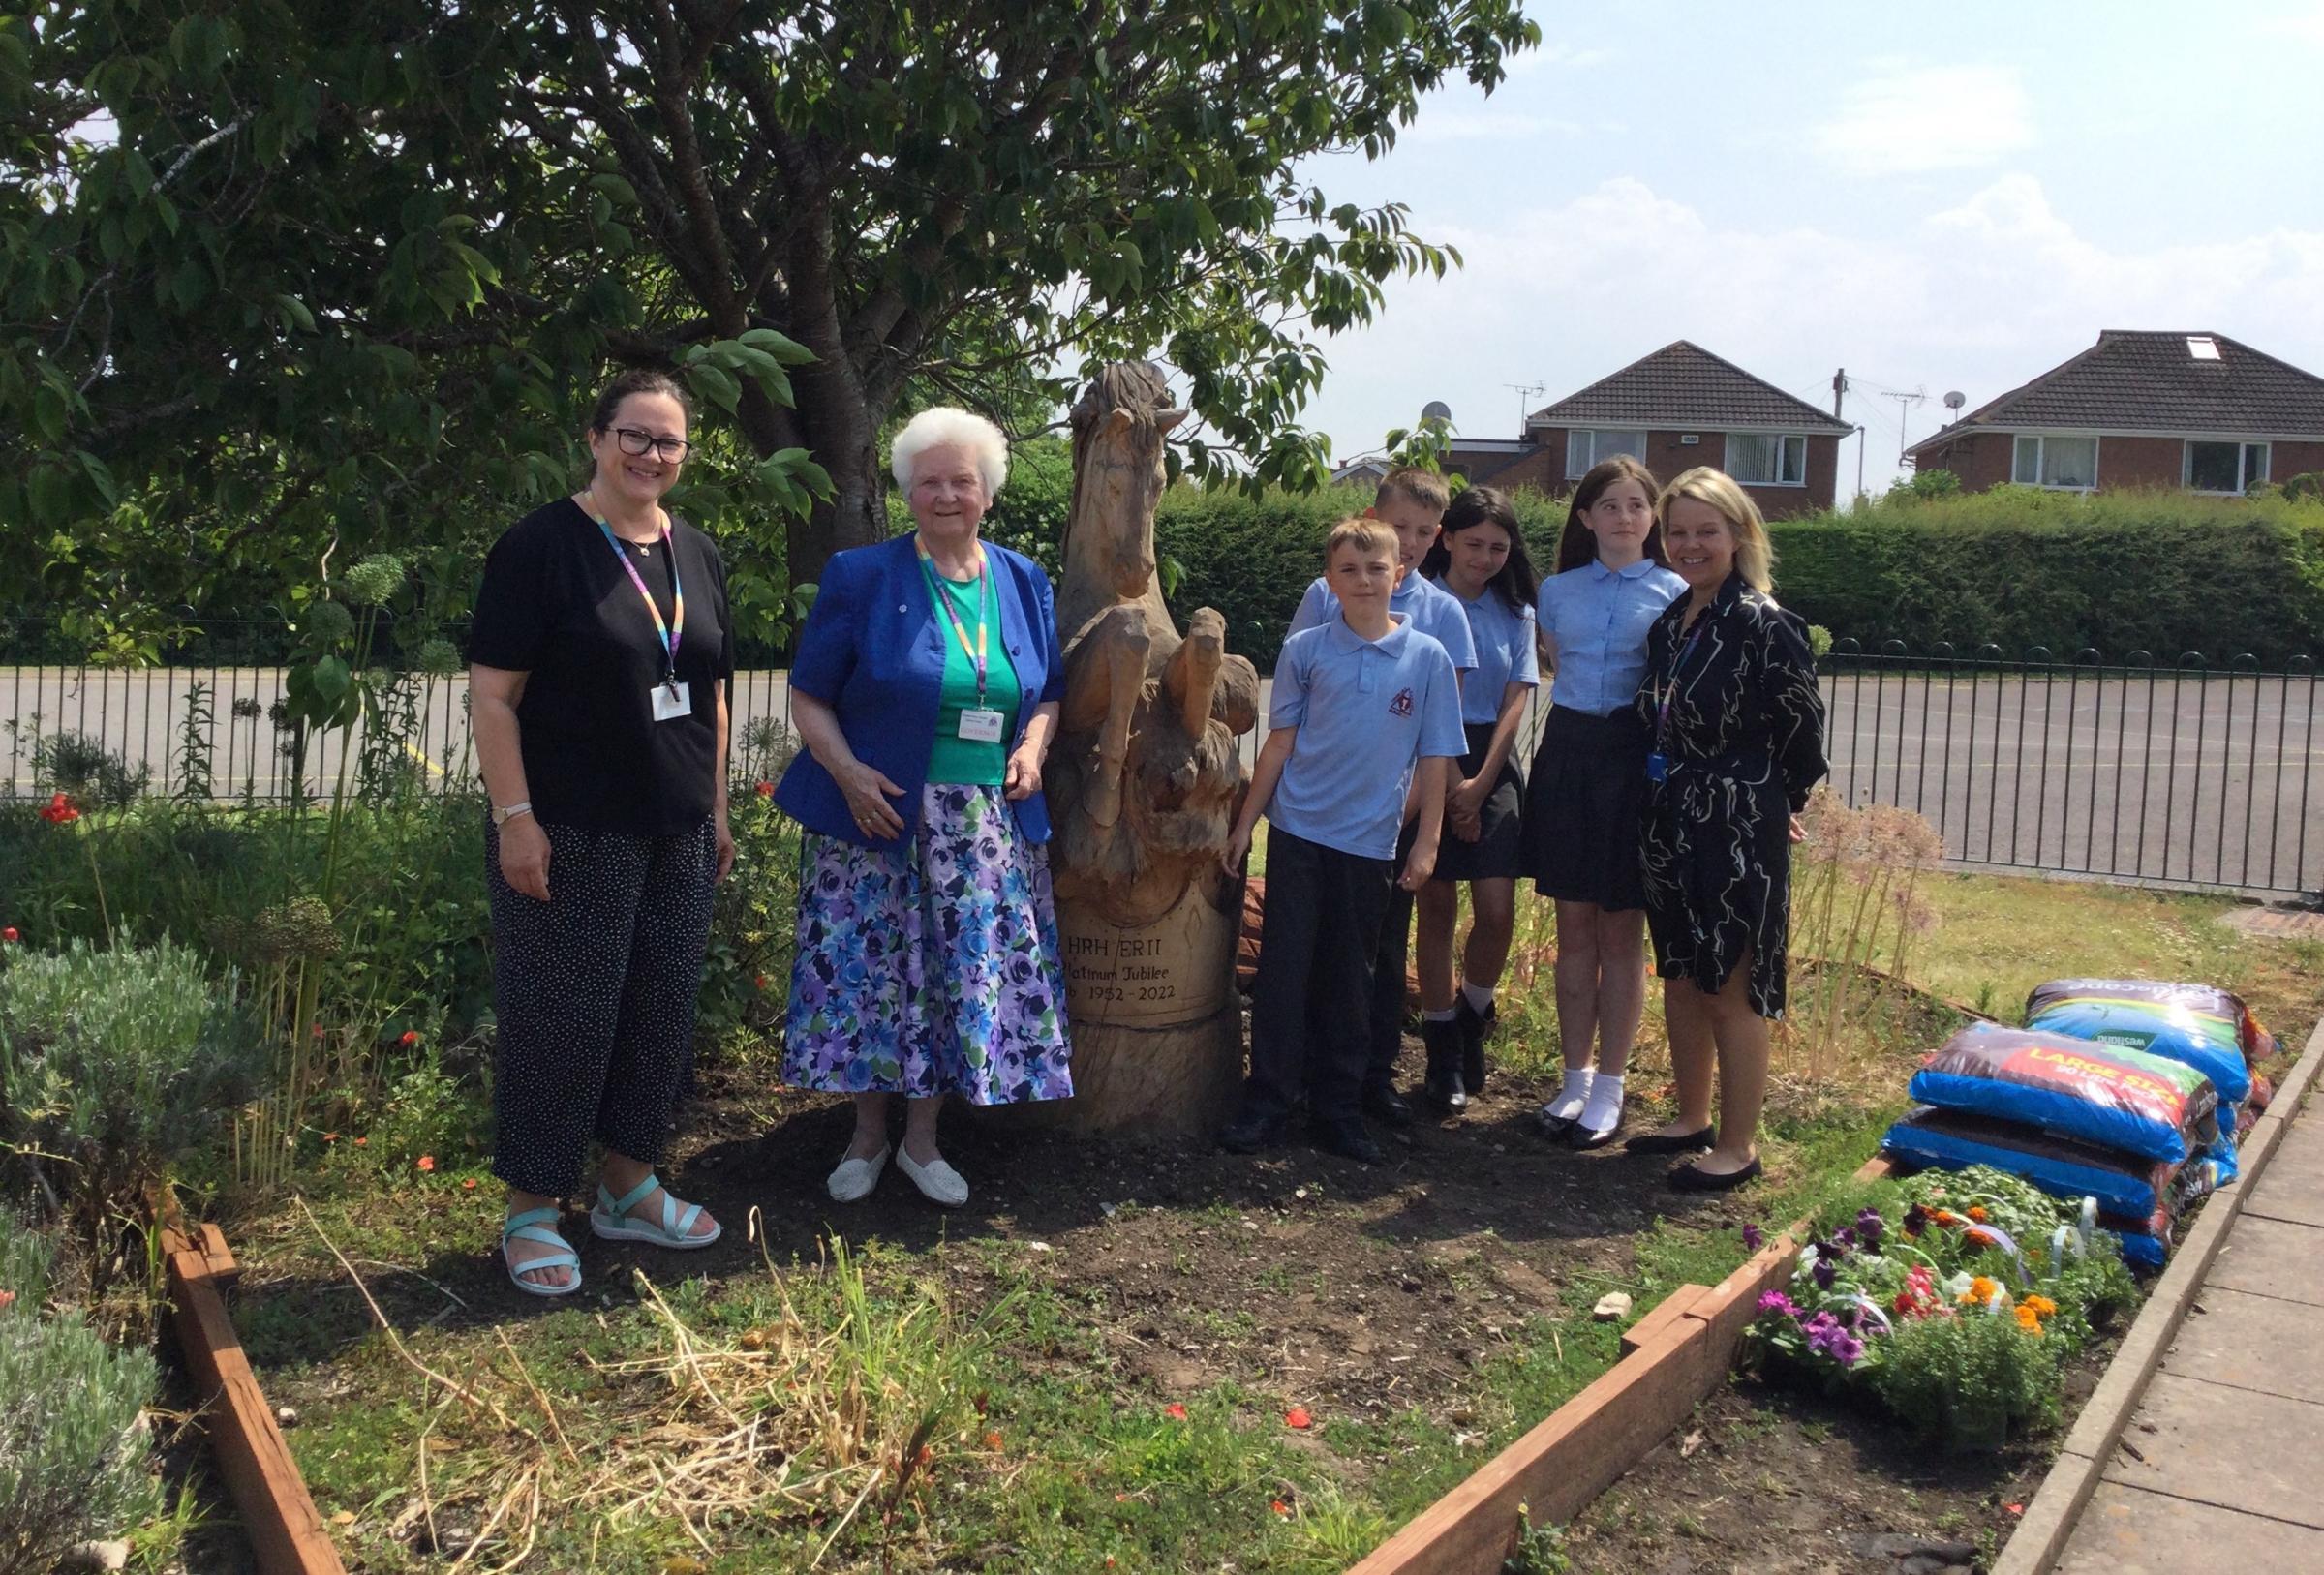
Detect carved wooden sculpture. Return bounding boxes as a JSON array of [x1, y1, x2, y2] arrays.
[[1045, 362, 1260, 1135]]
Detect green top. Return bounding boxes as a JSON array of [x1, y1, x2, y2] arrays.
[[922, 557, 1022, 786]]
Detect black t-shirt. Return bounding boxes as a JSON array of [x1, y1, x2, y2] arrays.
[[467, 499, 735, 835]]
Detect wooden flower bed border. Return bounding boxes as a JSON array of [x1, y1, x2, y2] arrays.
[[1346, 1153, 1898, 1575], [162, 1222, 347, 1575]]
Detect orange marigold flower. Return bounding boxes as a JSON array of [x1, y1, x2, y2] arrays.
[[2015, 1305, 2043, 1332], [416, 1155, 435, 1172], [352, 1136, 367, 1147], [2024, 1294, 2058, 1317], [1958, 1276, 2003, 1306], [1968, 1206, 1989, 1222], [462, 1178, 477, 1191]]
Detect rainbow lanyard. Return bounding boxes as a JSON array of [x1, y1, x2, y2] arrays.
[[917, 544, 991, 704], [591, 514, 683, 686]]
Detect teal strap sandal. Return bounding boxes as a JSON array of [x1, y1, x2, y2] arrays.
[[501, 1208, 582, 1297], [588, 1174, 721, 1250]]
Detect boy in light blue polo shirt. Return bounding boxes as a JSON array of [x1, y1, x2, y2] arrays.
[[1220, 518, 1468, 1165]]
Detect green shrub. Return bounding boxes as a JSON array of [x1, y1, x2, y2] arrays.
[[0, 939, 261, 1286], [31, 731, 150, 810], [1864, 1304, 2063, 1448], [0, 1211, 164, 1574], [1770, 486, 2324, 661]]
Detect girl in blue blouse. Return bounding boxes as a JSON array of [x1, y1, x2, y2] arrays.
[[1524, 457, 1688, 1149], [1412, 486, 1541, 1112]]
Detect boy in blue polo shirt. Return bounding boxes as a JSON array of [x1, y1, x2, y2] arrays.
[[1220, 518, 1469, 1164], [1285, 468, 1477, 1127]]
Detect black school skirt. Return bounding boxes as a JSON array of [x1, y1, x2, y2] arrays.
[[1521, 705, 1651, 911], [1432, 720, 1525, 883]]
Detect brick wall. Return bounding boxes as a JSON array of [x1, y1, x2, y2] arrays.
[[2096, 436, 2182, 489], [1917, 429, 2324, 494], [2274, 440, 2324, 480], [1470, 426, 1839, 517], [1911, 430, 2015, 491]]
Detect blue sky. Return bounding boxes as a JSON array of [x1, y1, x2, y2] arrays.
[[1290, 0, 2324, 491]]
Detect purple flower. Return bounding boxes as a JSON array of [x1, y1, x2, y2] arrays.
[[1904, 1203, 1931, 1239], [1758, 1290, 1800, 1318], [1856, 1208, 1885, 1249], [1742, 1223, 1764, 1251], [1835, 1226, 1859, 1251], [1812, 1257, 1837, 1290]]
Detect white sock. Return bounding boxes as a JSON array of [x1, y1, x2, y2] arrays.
[[1423, 1007, 1456, 1022], [1579, 1075, 1626, 1134], [1544, 1066, 1594, 1121], [1461, 983, 1496, 1016]]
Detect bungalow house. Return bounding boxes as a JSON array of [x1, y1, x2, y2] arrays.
[[1904, 330, 2324, 495], [1441, 340, 1854, 519]]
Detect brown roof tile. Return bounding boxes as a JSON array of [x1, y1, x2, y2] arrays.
[[1908, 331, 2324, 455], [1528, 340, 1852, 435]]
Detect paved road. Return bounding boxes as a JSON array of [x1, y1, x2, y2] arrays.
[[7, 662, 2320, 895]]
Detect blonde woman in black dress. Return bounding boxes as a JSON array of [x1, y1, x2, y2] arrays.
[[1632, 468, 1826, 1192]]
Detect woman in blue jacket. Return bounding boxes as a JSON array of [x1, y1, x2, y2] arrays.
[[775, 407, 1072, 1208]]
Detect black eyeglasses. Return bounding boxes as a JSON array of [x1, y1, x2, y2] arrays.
[[612, 427, 692, 462]]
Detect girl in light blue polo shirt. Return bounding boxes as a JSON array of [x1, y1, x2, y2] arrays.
[[1523, 457, 1687, 1150], [1411, 486, 1541, 1113]]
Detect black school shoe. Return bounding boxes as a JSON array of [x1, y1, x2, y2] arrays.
[[1567, 1106, 1626, 1151], [1453, 995, 1494, 1096], [1361, 1080, 1417, 1129], [1668, 1156, 1761, 1193], [1219, 1111, 1291, 1154], [1625, 1126, 1717, 1155], [1308, 1118, 1388, 1166], [1422, 1017, 1467, 1113]]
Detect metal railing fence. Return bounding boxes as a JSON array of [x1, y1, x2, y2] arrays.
[[5, 623, 2318, 898]]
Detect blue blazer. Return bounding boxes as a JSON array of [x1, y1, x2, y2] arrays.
[[775, 533, 1066, 849]]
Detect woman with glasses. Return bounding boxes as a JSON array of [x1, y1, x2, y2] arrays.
[[467, 368, 736, 1295], [774, 406, 1072, 1209]]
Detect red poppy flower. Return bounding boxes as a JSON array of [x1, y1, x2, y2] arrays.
[[416, 1155, 435, 1172], [0, 1289, 14, 1312], [312, 1023, 326, 1039], [323, 1132, 339, 1143], [39, 792, 79, 825], [400, 1030, 419, 1046], [1164, 1403, 1187, 1421], [2003, 1503, 2024, 1516], [1284, 1407, 1311, 1430], [983, 1431, 1003, 1452], [0, 927, 17, 943], [1270, 1499, 1291, 1517], [352, 1136, 367, 1147], [754, 974, 769, 990], [462, 1177, 477, 1191], [754, 781, 775, 798]]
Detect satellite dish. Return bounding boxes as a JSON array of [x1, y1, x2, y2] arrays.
[[1421, 400, 1452, 423], [1943, 390, 1966, 411]]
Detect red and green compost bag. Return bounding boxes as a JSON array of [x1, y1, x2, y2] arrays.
[[1907, 1023, 2217, 1164], [2024, 978, 2253, 1107]]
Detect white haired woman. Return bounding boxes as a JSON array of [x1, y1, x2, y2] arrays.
[[772, 407, 1073, 1207]]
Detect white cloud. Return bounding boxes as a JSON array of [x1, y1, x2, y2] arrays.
[[1301, 175, 2324, 486], [2260, 4, 2324, 45], [1400, 108, 1584, 143], [1813, 62, 2034, 175], [1503, 43, 1615, 77]]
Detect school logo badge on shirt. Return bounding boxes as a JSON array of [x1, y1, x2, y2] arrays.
[[1389, 687, 1414, 718]]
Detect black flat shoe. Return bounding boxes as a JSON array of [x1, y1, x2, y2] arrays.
[[1308, 1120, 1388, 1166], [1625, 1126, 1717, 1155], [1219, 1113, 1290, 1154], [1668, 1157, 1761, 1193], [1535, 1106, 1577, 1139], [1422, 1018, 1466, 1113], [1453, 996, 1494, 1096], [1361, 1081, 1416, 1129], [1567, 1116, 1626, 1151]]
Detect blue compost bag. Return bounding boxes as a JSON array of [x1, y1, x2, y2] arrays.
[[1908, 1023, 2218, 1165], [1881, 1106, 2184, 1220], [2025, 992, 2252, 1108]]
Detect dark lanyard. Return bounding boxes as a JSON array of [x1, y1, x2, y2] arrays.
[[1652, 614, 1713, 753]]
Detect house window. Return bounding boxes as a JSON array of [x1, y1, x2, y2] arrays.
[[1726, 433, 1808, 486], [2011, 435, 2098, 490], [1565, 429, 1647, 477], [2185, 440, 2269, 494]]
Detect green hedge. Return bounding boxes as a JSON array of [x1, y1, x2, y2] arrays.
[[1142, 482, 2324, 667], [1767, 487, 2324, 663]]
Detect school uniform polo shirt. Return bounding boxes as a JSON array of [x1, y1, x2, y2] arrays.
[[1437, 578, 1541, 725], [1265, 616, 1469, 861], [1536, 558, 1688, 716], [1287, 572, 1479, 672]]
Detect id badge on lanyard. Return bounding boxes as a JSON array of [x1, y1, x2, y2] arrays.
[[924, 550, 1004, 742], [595, 517, 689, 722]]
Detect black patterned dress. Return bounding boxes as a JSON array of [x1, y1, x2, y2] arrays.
[[1634, 573, 1828, 1017]]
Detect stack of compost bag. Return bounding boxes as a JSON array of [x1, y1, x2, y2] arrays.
[[1882, 1019, 2223, 1269], [2023, 979, 2275, 1170]]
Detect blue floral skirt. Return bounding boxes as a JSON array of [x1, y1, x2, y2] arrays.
[[784, 784, 1073, 1104]]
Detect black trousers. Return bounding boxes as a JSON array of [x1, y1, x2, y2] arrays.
[[486, 817, 716, 1198], [1365, 819, 1421, 1088], [1246, 829, 1394, 1125]]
